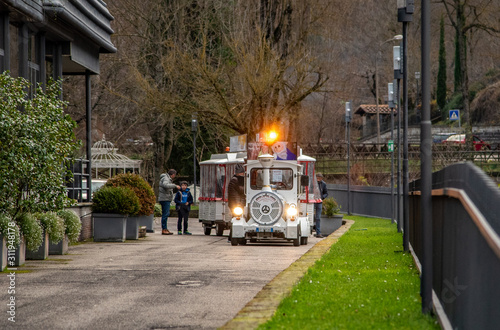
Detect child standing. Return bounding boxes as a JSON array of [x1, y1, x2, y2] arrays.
[[174, 181, 194, 235]]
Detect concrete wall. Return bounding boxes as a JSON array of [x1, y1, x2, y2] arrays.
[[68, 203, 93, 241]]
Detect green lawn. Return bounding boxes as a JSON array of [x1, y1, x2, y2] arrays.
[[259, 216, 440, 330]]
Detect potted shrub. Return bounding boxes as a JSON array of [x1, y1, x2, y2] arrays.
[[92, 186, 140, 242], [321, 197, 343, 236], [26, 212, 65, 260], [50, 209, 82, 255], [0, 213, 21, 271], [15, 213, 44, 265], [105, 174, 156, 237]]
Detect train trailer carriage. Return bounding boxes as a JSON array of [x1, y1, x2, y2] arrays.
[[297, 154, 322, 233], [198, 152, 246, 236], [230, 153, 313, 246]]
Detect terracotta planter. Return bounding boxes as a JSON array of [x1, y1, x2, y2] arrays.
[[93, 213, 127, 242], [138, 214, 154, 233], [320, 214, 343, 236], [26, 231, 49, 260], [49, 234, 69, 255]]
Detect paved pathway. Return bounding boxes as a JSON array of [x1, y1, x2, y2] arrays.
[[1, 217, 334, 329]]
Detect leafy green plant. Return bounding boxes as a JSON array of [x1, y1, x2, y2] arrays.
[[322, 197, 341, 217], [0, 73, 81, 219], [104, 173, 156, 216], [16, 213, 43, 252], [57, 209, 82, 243], [0, 213, 21, 247], [36, 212, 65, 244], [92, 186, 141, 215], [154, 203, 162, 217]]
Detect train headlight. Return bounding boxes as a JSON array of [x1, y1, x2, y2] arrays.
[[233, 207, 243, 217], [286, 204, 297, 218]]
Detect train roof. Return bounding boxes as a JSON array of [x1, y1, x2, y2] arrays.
[[200, 152, 246, 165]]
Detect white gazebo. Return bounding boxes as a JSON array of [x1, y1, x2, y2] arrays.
[[88, 137, 142, 179]]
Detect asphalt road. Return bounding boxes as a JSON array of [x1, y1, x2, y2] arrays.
[[1, 217, 324, 329]]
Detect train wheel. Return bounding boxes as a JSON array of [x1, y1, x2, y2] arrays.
[[300, 237, 308, 245], [216, 223, 224, 236], [239, 238, 247, 245], [204, 226, 212, 236], [230, 237, 239, 246]]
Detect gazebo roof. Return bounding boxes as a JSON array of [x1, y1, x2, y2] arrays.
[[90, 137, 142, 169], [355, 104, 397, 115]]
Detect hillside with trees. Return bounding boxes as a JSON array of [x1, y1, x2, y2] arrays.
[[62, 0, 500, 186]]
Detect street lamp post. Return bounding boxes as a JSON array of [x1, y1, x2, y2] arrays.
[[388, 82, 395, 224], [421, 0, 433, 314], [375, 35, 403, 145], [345, 101, 351, 215], [415, 71, 421, 122], [393, 45, 402, 232], [398, 0, 414, 253], [191, 114, 198, 205]]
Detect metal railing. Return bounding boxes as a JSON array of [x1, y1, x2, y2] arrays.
[[409, 162, 500, 328]]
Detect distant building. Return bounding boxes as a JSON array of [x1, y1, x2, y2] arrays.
[[0, 0, 116, 146], [355, 104, 397, 138], [1, 0, 116, 201]]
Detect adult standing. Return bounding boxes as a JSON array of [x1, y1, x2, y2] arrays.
[[227, 164, 245, 242], [158, 169, 180, 235], [228, 164, 245, 213], [314, 173, 328, 238]]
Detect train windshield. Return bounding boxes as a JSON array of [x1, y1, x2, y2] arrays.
[[250, 168, 293, 190]]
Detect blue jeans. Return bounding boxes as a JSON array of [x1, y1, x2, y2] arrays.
[[160, 201, 171, 230], [177, 207, 189, 232], [314, 203, 322, 235]]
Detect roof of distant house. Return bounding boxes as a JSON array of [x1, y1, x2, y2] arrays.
[[355, 104, 397, 115]]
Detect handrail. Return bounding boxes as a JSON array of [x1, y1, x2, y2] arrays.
[[410, 188, 500, 259]]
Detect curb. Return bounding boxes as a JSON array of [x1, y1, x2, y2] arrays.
[[220, 219, 355, 329]]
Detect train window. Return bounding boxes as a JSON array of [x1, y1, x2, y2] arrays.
[[250, 168, 293, 190]]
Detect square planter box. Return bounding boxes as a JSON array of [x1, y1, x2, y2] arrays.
[[93, 213, 127, 242], [13, 237, 25, 267], [138, 214, 155, 233], [26, 231, 49, 260], [0, 234, 7, 271], [321, 214, 343, 236], [126, 216, 140, 240], [49, 234, 69, 255]]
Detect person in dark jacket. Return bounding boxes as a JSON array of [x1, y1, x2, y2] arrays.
[[314, 173, 328, 238], [228, 164, 245, 213], [174, 181, 194, 235], [158, 169, 180, 235]]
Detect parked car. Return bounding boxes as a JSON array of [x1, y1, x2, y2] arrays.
[[432, 133, 455, 143], [442, 134, 491, 151]]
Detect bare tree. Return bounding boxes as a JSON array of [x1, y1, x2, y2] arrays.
[[440, 0, 500, 144]]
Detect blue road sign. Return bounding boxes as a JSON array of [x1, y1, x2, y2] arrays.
[[449, 109, 460, 121]]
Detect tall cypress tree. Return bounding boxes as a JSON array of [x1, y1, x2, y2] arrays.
[[436, 16, 447, 111]]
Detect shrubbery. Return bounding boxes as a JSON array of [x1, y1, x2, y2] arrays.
[[322, 197, 341, 217], [0, 73, 80, 219], [36, 212, 65, 244], [105, 174, 156, 216], [57, 209, 82, 243], [92, 186, 141, 215], [17, 213, 43, 252], [0, 213, 21, 247]]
